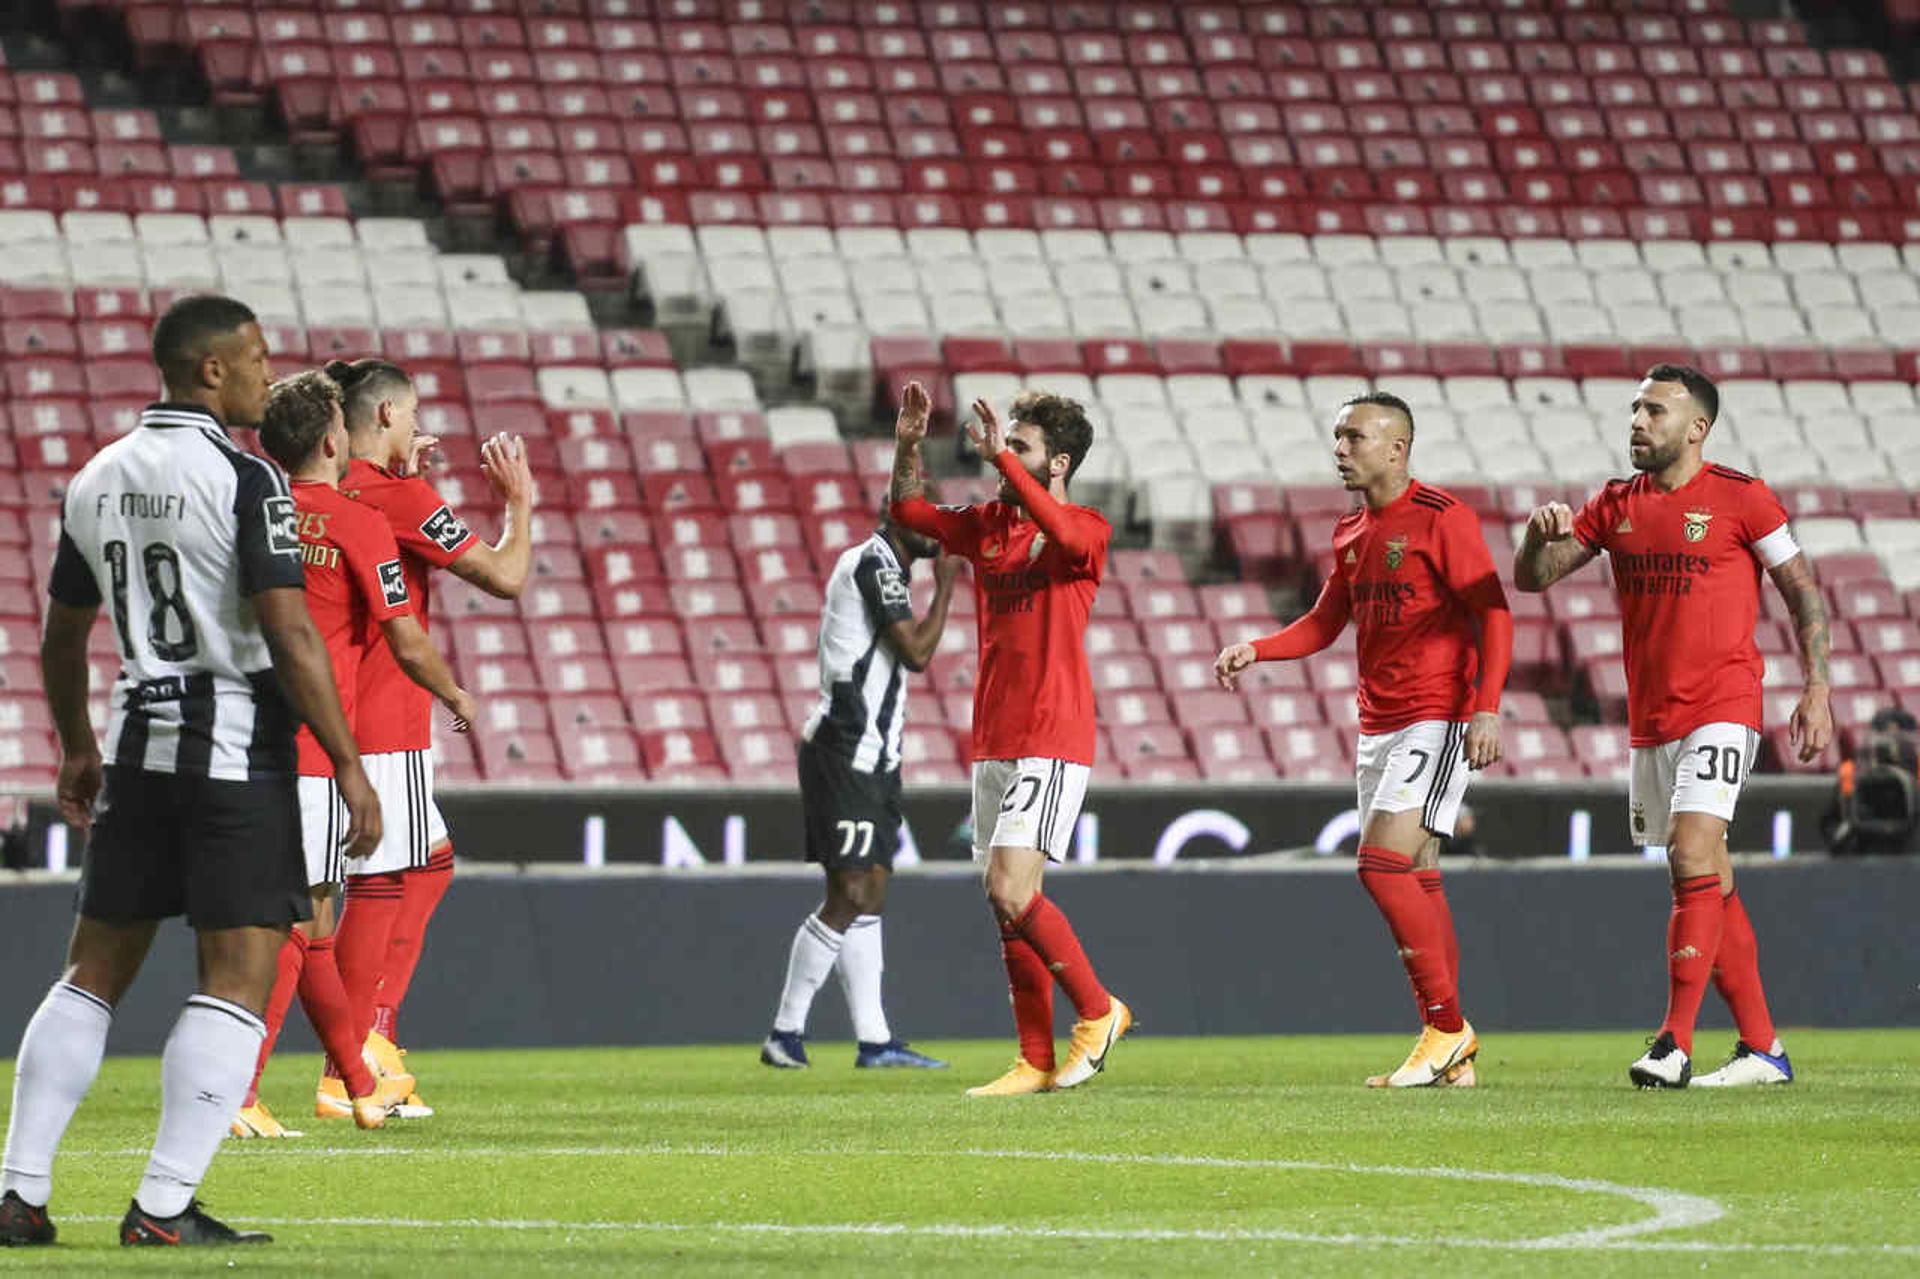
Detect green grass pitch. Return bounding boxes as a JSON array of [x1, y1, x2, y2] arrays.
[[4, 1030, 1917, 1275]]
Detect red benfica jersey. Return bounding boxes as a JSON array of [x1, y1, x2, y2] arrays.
[[289, 481, 412, 776], [341, 458, 478, 753], [1573, 463, 1789, 746], [1326, 481, 1506, 734], [892, 458, 1110, 765]]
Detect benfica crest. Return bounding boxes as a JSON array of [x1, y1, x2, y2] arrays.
[[1384, 536, 1408, 571], [1682, 510, 1712, 543]]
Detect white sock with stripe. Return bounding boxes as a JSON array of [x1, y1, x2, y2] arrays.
[[135, 995, 265, 1219], [836, 914, 892, 1045], [772, 913, 843, 1035], [2, 982, 113, 1207]]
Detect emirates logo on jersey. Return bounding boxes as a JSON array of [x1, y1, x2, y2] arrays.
[[1384, 536, 1407, 571], [1683, 510, 1713, 543]]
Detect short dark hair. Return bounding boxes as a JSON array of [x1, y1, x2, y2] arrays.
[[1340, 391, 1416, 439], [151, 294, 257, 389], [324, 357, 412, 429], [1009, 391, 1094, 484], [1642, 363, 1719, 424], [259, 370, 343, 471]]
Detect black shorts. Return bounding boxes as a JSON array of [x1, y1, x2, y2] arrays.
[[80, 766, 311, 931], [798, 741, 902, 870]]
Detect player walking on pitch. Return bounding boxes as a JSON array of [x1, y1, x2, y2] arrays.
[[236, 371, 479, 1138], [0, 296, 378, 1247], [1516, 364, 1831, 1088], [1216, 392, 1511, 1088], [316, 358, 533, 1121], [759, 513, 960, 1070], [890, 382, 1132, 1096]]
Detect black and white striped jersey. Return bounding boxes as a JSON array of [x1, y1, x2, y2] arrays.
[[801, 532, 916, 774], [49, 403, 306, 780]]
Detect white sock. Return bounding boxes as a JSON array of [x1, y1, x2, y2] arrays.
[[1, 982, 112, 1208], [772, 913, 843, 1035], [135, 995, 264, 1219], [836, 914, 892, 1045]]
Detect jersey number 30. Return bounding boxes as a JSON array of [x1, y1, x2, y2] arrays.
[[105, 540, 199, 662]]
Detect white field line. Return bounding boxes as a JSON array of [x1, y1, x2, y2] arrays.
[[53, 1142, 1915, 1257]]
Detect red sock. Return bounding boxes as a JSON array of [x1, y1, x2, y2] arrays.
[[299, 934, 377, 1098], [334, 871, 406, 1070], [246, 931, 308, 1108], [1414, 868, 1461, 992], [1660, 874, 1726, 1056], [998, 923, 1056, 1071], [378, 851, 455, 1041], [1012, 894, 1112, 1021], [1711, 890, 1777, 1051], [1357, 846, 1462, 1033]]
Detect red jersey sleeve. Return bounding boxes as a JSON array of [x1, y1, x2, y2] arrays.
[[1738, 477, 1792, 547], [386, 477, 481, 568], [340, 510, 412, 625], [890, 497, 985, 559], [1435, 504, 1513, 715], [992, 452, 1104, 570], [1250, 572, 1351, 661], [1571, 484, 1620, 553]]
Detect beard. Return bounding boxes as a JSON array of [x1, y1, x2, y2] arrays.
[[1630, 439, 1684, 473], [999, 458, 1050, 502]]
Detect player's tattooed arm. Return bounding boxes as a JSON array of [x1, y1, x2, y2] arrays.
[[890, 380, 931, 505], [1769, 553, 1831, 690], [1514, 502, 1598, 591], [1769, 553, 1834, 761]]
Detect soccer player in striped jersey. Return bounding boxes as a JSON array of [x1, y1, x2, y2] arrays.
[[1517, 365, 1831, 1089], [1216, 392, 1513, 1088], [759, 514, 959, 1070], [1, 295, 377, 1248], [891, 384, 1133, 1097], [316, 358, 533, 1121], [233, 372, 478, 1139]]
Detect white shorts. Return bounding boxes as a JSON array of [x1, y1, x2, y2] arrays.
[[297, 775, 348, 889], [1355, 720, 1474, 838], [357, 749, 450, 875], [1629, 722, 1760, 846], [971, 757, 1090, 862]]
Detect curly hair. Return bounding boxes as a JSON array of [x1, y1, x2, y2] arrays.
[[259, 370, 344, 471], [1009, 391, 1094, 485]]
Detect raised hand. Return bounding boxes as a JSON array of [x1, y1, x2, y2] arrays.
[[965, 397, 1007, 458], [400, 433, 439, 479], [481, 432, 534, 507], [1526, 502, 1576, 542], [895, 380, 931, 448]]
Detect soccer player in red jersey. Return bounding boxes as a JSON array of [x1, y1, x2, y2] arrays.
[[889, 382, 1132, 1096], [316, 358, 534, 1119], [1215, 393, 1512, 1088], [241, 372, 476, 1136], [1517, 364, 1832, 1089]]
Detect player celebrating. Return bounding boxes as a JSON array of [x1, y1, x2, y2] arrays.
[[1516, 364, 1832, 1089], [237, 372, 478, 1138], [759, 512, 960, 1070], [0, 296, 378, 1248], [316, 358, 533, 1121], [1215, 393, 1512, 1089], [889, 383, 1132, 1097]]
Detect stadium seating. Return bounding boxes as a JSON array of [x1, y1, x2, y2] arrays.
[[3, 1, 1917, 787]]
